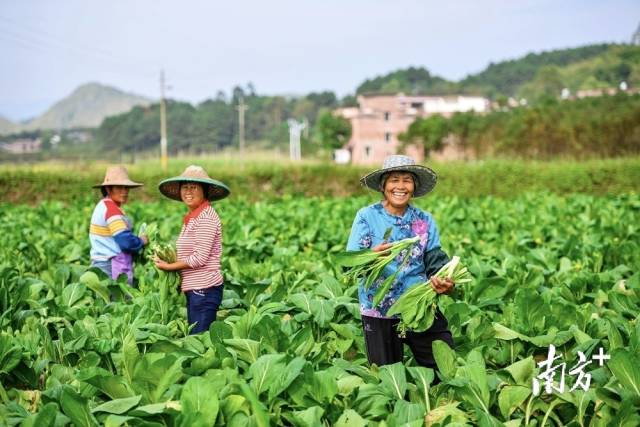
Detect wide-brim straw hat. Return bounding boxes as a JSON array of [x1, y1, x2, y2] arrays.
[[93, 166, 143, 188], [158, 165, 230, 202], [360, 155, 437, 198]]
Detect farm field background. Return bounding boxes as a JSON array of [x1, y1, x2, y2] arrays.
[[1, 157, 640, 204], [1, 160, 639, 426]]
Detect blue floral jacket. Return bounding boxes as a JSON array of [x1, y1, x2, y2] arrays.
[[346, 202, 442, 318]]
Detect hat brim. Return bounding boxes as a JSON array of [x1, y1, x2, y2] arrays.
[[158, 177, 230, 201], [360, 164, 437, 197], [92, 181, 143, 188]]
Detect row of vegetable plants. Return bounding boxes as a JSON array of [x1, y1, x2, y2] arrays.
[[0, 192, 638, 425]]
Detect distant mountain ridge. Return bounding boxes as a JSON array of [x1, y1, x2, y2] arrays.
[[26, 82, 151, 130], [0, 116, 18, 134], [2, 83, 151, 133]]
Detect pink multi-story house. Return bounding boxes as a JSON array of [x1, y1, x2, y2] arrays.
[[337, 93, 490, 164]]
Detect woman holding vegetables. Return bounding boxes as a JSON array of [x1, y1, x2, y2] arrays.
[[89, 166, 148, 284], [346, 155, 455, 370], [154, 165, 230, 334]]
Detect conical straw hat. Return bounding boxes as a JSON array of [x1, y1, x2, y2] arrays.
[[360, 155, 437, 197], [93, 166, 143, 188], [158, 165, 230, 201]]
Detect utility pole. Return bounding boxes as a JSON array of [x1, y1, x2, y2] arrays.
[[236, 96, 248, 158], [288, 119, 305, 161], [160, 70, 168, 171]]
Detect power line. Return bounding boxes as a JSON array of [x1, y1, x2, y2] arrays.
[[0, 30, 50, 54], [0, 15, 157, 69], [0, 15, 134, 62], [0, 27, 159, 84]]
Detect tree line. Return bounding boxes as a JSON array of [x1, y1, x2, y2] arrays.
[[95, 87, 351, 155], [400, 93, 640, 159]]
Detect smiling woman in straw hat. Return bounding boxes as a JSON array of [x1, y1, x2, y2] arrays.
[[89, 166, 148, 284], [154, 165, 230, 334], [346, 154, 455, 375]]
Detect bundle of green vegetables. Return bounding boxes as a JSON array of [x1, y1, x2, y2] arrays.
[[139, 223, 181, 322], [387, 256, 472, 334], [335, 235, 420, 307]]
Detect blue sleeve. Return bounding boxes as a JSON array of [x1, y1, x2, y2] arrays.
[[347, 209, 373, 251], [114, 230, 144, 253], [427, 215, 441, 251]]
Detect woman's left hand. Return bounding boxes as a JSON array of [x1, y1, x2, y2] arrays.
[[431, 277, 455, 294]]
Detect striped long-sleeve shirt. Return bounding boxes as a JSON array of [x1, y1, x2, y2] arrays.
[[176, 202, 223, 292]]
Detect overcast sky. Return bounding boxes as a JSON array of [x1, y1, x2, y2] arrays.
[[1, 0, 639, 121]]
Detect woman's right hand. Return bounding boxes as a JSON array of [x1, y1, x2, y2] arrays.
[[154, 256, 171, 271], [140, 234, 149, 246], [154, 257, 189, 272], [372, 242, 393, 252], [431, 277, 455, 294]]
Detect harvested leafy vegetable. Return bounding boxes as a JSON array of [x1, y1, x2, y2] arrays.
[[335, 236, 420, 306], [141, 222, 181, 322], [387, 256, 472, 334]]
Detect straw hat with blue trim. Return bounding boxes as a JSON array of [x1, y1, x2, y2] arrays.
[[360, 155, 437, 198], [159, 165, 230, 201]]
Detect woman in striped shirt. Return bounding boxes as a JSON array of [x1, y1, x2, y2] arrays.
[[154, 165, 230, 334]]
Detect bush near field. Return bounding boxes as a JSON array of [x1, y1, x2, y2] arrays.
[[0, 157, 639, 204]]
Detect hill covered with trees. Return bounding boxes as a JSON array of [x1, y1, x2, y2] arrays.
[[459, 44, 616, 97], [356, 44, 640, 99]]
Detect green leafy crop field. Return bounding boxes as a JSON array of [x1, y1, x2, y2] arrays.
[[1, 192, 639, 425]]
